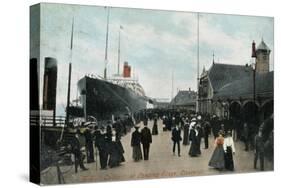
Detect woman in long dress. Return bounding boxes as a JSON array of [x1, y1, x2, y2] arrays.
[[182, 118, 190, 145], [224, 130, 235, 171], [131, 126, 143, 161], [208, 132, 225, 170], [189, 122, 200, 157], [152, 117, 158, 135], [108, 129, 124, 168]]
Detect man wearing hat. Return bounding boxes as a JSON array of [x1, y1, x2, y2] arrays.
[[131, 125, 143, 161], [93, 126, 108, 170], [172, 124, 182, 157], [84, 123, 95, 163], [141, 122, 152, 160], [72, 129, 88, 172], [203, 120, 211, 149]]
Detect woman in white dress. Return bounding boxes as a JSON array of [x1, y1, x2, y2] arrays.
[[223, 130, 235, 171]]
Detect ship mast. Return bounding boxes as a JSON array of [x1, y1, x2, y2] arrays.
[[171, 69, 174, 102], [66, 18, 74, 126], [196, 13, 200, 113], [104, 7, 110, 79], [117, 25, 124, 76]]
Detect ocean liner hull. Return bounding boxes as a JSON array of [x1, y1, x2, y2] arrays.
[[78, 76, 147, 120]]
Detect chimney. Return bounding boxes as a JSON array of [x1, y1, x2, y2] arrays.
[[251, 40, 257, 58], [123, 61, 131, 77]]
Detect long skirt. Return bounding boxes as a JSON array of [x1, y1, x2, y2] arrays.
[[189, 140, 200, 156], [208, 145, 225, 169], [116, 141, 125, 163], [108, 142, 123, 168], [152, 123, 158, 135], [182, 127, 189, 145], [224, 146, 234, 171], [132, 145, 143, 161]]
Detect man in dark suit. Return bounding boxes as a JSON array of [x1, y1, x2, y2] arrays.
[[84, 124, 95, 163], [172, 124, 182, 157], [254, 129, 265, 171], [141, 124, 152, 160], [203, 121, 211, 149], [72, 129, 88, 172], [93, 126, 108, 170]]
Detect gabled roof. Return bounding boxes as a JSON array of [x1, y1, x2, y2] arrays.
[[170, 90, 196, 106], [214, 71, 273, 100], [208, 63, 252, 92]]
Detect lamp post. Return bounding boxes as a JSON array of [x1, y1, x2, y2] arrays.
[[249, 62, 256, 125], [251, 63, 256, 106]]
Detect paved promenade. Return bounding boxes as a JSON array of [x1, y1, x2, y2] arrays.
[[41, 119, 273, 185]]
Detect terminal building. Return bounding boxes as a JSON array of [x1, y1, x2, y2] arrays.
[[198, 39, 273, 125]]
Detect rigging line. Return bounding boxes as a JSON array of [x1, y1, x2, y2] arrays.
[[103, 81, 135, 111]]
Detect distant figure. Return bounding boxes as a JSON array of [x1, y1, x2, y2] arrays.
[[84, 124, 95, 163], [203, 121, 211, 149], [152, 117, 159, 135], [172, 124, 182, 156], [162, 116, 168, 131], [141, 123, 152, 160], [131, 126, 143, 161], [224, 130, 235, 171], [172, 117, 176, 128], [93, 126, 108, 170], [219, 123, 225, 137], [208, 132, 225, 170], [211, 115, 220, 139], [167, 116, 172, 131], [242, 123, 249, 151], [113, 117, 123, 137], [143, 115, 148, 126], [182, 118, 190, 146], [254, 129, 265, 171], [196, 124, 203, 154]]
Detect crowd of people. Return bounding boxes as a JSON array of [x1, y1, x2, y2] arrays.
[[66, 116, 133, 172], [63, 109, 273, 174]]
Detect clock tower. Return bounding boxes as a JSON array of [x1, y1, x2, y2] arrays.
[[255, 39, 271, 73]]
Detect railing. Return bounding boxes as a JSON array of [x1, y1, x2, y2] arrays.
[[41, 116, 66, 126], [30, 114, 66, 126]]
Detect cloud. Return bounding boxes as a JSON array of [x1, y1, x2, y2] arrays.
[[37, 4, 274, 116]]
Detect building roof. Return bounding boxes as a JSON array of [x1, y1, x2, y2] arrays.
[[170, 90, 197, 106], [208, 63, 252, 92], [214, 71, 273, 100], [256, 40, 271, 51]]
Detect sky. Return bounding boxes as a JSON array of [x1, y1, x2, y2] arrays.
[[32, 3, 274, 115]]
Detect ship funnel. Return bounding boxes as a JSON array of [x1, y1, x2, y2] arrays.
[[30, 58, 39, 110], [123, 61, 131, 77], [43, 57, 58, 119]]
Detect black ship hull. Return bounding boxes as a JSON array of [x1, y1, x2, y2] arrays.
[[78, 76, 147, 120]]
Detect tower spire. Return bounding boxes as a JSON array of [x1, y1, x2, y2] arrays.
[[104, 7, 110, 79]]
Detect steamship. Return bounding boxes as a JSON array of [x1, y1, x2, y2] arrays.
[[77, 62, 148, 121]]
